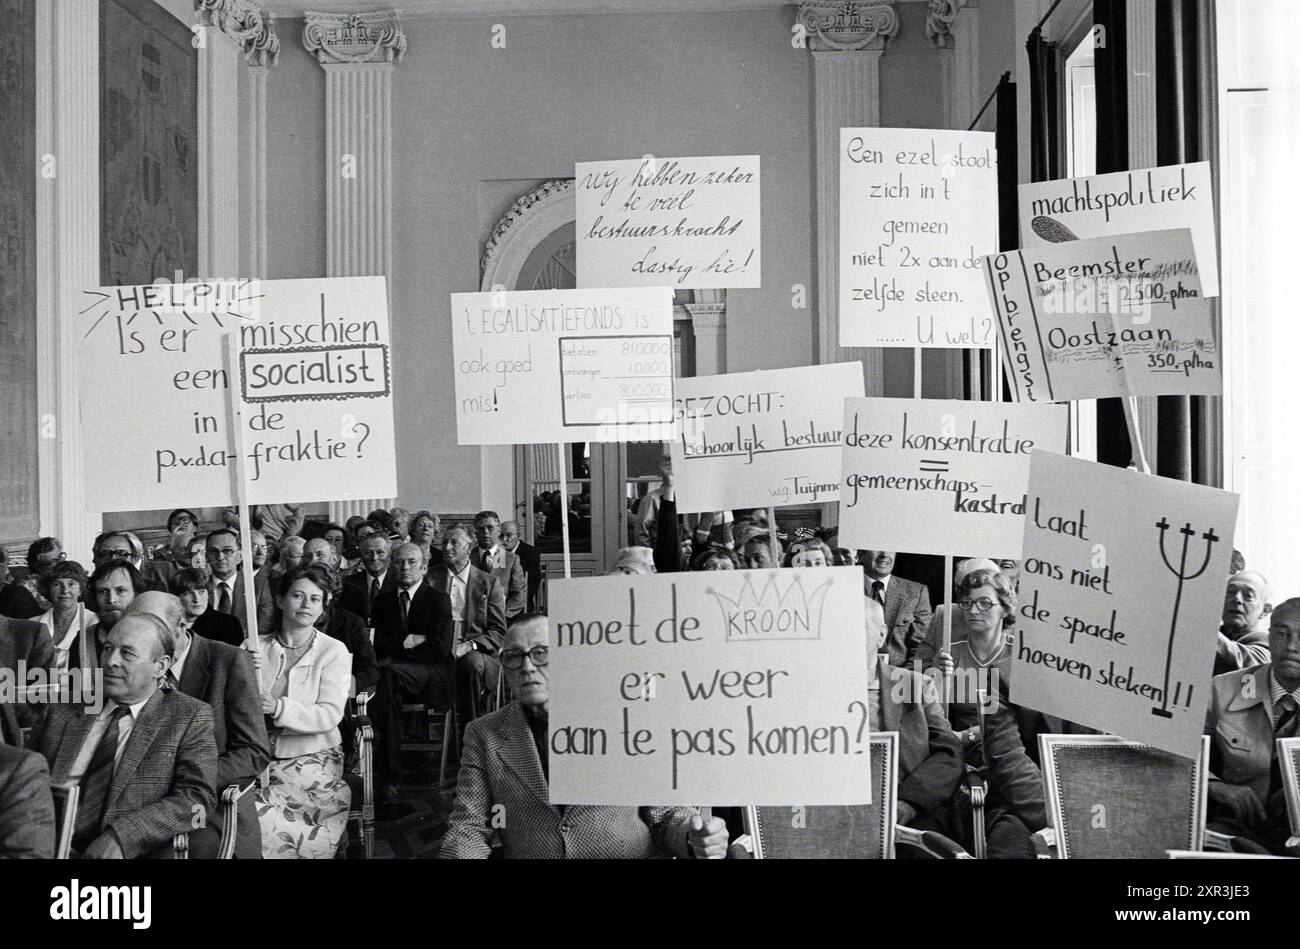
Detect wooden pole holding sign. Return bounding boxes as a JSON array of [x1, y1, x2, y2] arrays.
[[941, 553, 954, 705], [223, 334, 262, 648], [556, 442, 572, 579], [767, 507, 780, 567], [1122, 397, 1153, 474]]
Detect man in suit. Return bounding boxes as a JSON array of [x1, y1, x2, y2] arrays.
[[93, 531, 173, 593], [441, 613, 729, 859], [0, 613, 55, 745], [370, 542, 455, 802], [339, 531, 394, 626], [301, 540, 379, 695], [0, 745, 55, 858], [859, 549, 933, 668], [471, 511, 527, 619], [36, 613, 217, 859], [429, 525, 506, 719], [501, 520, 541, 610], [1205, 597, 1300, 854], [206, 528, 273, 640], [127, 592, 270, 859], [1216, 571, 1273, 676]]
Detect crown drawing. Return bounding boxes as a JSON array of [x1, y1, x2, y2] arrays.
[[706, 573, 834, 640]]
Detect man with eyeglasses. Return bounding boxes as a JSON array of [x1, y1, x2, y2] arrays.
[[248, 529, 270, 582], [93, 530, 174, 593], [441, 613, 730, 859], [205, 529, 273, 642], [1215, 571, 1273, 676]]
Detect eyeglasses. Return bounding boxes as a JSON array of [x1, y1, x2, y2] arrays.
[[499, 646, 549, 670], [958, 597, 997, 614]]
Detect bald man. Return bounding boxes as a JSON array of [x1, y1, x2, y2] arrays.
[[1216, 571, 1273, 676]]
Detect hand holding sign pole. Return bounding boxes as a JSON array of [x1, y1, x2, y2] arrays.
[[223, 333, 261, 648]]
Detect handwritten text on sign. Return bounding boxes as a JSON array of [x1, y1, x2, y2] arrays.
[[985, 228, 1220, 402], [1011, 451, 1238, 758], [76, 276, 396, 511], [837, 398, 1068, 558], [669, 363, 865, 513], [450, 287, 674, 445], [1018, 161, 1219, 296], [575, 155, 761, 289], [547, 569, 871, 806], [839, 128, 998, 348]]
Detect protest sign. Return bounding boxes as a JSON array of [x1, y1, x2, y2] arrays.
[[449, 287, 674, 445], [837, 398, 1068, 558], [575, 155, 760, 290], [669, 362, 864, 514], [984, 229, 1220, 402], [1019, 161, 1219, 296], [77, 276, 396, 511], [838, 128, 998, 348], [547, 568, 872, 806], [1011, 451, 1239, 758]]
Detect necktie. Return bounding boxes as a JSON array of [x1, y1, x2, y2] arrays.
[[871, 580, 885, 606], [1268, 695, 1298, 798], [73, 705, 130, 853], [217, 582, 232, 615], [399, 590, 410, 635], [368, 578, 380, 619]]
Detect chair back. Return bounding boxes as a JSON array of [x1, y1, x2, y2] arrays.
[[1277, 736, 1300, 838], [49, 782, 80, 860], [1040, 734, 1209, 858], [536, 561, 548, 613], [744, 733, 896, 859]]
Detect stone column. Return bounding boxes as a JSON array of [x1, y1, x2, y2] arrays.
[[304, 11, 406, 523], [34, 0, 98, 558], [241, 13, 279, 278], [686, 302, 727, 376]]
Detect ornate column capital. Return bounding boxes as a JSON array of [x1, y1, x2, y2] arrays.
[[684, 302, 727, 330], [926, 0, 974, 49], [303, 10, 406, 66], [798, 1, 899, 52], [194, 0, 280, 65]]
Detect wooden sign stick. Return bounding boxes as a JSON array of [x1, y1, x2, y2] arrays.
[[767, 506, 780, 566], [223, 334, 262, 648], [556, 442, 572, 579], [1122, 396, 1153, 474], [942, 552, 954, 706]]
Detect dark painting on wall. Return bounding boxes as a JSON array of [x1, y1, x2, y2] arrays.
[[0, 0, 39, 542], [100, 0, 198, 287]]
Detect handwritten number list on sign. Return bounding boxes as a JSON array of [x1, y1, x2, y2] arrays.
[[547, 569, 871, 806], [1011, 451, 1239, 758], [839, 129, 998, 348]]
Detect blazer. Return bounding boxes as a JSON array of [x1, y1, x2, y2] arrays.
[[140, 560, 175, 593], [175, 634, 270, 860], [256, 632, 351, 758], [878, 660, 964, 819], [38, 688, 217, 859], [191, 607, 246, 648], [471, 546, 527, 619], [427, 564, 506, 656], [0, 744, 55, 858], [339, 569, 396, 626], [324, 605, 380, 694], [1206, 662, 1283, 807], [1215, 627, 1271, 677], [372, 582, 455, 666], [874, 575, 933, 668], [0, 615, 55, 735], [440, 701, 697, 859], [209, 569, 273, 641], [511, 541, 542, 607]]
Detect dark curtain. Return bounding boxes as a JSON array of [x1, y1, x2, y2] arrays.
[[1155, 0, 1206, 483], [996, 76, 1019, 252], [1093, 0, 1131, 467], [1026, 29, 1062, 184]]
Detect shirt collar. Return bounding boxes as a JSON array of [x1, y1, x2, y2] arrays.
[[400, 578, 423, 598], [104, 695, 150, 722], [171, 633, 193, 681], [1269, 671, 1300, 709], [452, 562, 472, 583]]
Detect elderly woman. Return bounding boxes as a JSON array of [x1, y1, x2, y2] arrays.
[[782, 536, 834, 568], [408, 510, 442, 566], [36, 561, 96, 674], [254, 564, 352, 858], [609, 546, 656, 576]]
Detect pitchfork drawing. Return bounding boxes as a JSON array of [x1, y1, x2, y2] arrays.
[[1153, 518, 1219, 718]]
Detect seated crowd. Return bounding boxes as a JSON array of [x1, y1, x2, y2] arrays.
[[0, 481, 1295, 859]]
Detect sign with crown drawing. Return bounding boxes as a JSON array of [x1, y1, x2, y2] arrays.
[[546, 568, 872, 806]]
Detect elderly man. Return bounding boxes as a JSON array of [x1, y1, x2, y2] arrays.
[[441, 613, 729, 859], [429, 526, 506, 720], [248, 529, 270, 582], [126, 592, 269, 859], [206, 529, 273, 640], [858, 549, 933, 668], [1216, 571, 1273, 676], [500, 520, 541, 611], [471, 510, 527, 619], [340, 531, 394, 625], [1205, 597, 1300, 855], [272, 535, 306, 582], [36, 613, 217, 859], [300, 538, 379, 696]]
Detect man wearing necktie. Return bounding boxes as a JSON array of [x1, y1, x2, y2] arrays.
[[857, 549, 933, 668], [205, 529, 273, 642], [471, 511, 527, 620], [1205, 597, 1300, 854], [35, 613, 217, 859], [339, 532, 394, 626]]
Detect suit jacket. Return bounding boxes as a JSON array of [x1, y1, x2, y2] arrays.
[[878, 660, 964, 819], [511, 541, 542, 607], [1215, 627, 1271, 677], [372, 582, 454, 666], [875, 575, 933, 668], [440, 701, 696, 859], [209, 569, 273, 641], [0, 745, 54, 858], [0, 615, 55, 735], [1206, 663, 1283, 807], [140, 560, 174, 592], [324, 606, 380, 694], [38, 688, 217, 859], [0, 581, 42, 620], [191, 607, 246, 648], [173, 635, 269, 860], [471, 546, 527, 619], [427, 564, 506, 656], [339, 569, 396, 626]]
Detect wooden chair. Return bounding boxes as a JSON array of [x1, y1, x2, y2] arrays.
[[216, 769, 269, 860], [740, 732, 972, 859], [345, 690, 376, 858], [399, 703, 458, 793], [51, 783, 188, 859], [1277, 736, 1300, 852], [1033, 734, 1232, 858]]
